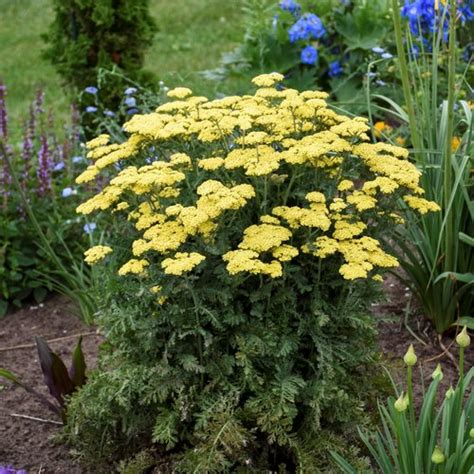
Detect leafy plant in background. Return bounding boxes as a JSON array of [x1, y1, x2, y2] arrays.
[[43, 0, 158, 135], [205, 0, 395, 108], [0, 81, 97, 320], [332, 328, 474, 473], [64, 73, 439, 471], [0, 336, 87, 422], [380, 0, 474, 334]]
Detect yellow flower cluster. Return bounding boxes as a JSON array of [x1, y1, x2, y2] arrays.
[[84, 245, 113, 265], [77, 73, 439, 285]]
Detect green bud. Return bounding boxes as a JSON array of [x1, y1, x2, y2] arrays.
[[403, 344, 417, 366], [456, 326, 470, 348], [432, 363, 443, 380], [470, 428, 474, 438], [431, 447, 445, 465], [445, 386, 455, 399], [394, 392, 409, 412]]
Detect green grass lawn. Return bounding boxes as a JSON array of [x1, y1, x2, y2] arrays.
[[0, 0, 245, 137]]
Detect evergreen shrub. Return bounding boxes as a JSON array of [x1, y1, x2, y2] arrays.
[[66, 73, 439, 471]]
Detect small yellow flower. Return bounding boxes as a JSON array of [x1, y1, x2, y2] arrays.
[[395, 136, 406, 146], [431, 363, 443, 380], [84, 245, 113, 265], [394, 392, 409, 412], [451, 136, 461, 152], [167, 87, 193, 99], [374, 121, 392, 138]]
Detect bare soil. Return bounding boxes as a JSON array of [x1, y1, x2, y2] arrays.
[[0, 282, 472, 473]]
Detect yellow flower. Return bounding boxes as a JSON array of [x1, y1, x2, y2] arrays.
[[118, 258, 149, 276], [373, 121, 391, 138], [161, 252, 205, 275], [84, 245, 113, 265], [251, 72, 285, 88], [167, 87, 193, 99], [451, 136, 461, 152]]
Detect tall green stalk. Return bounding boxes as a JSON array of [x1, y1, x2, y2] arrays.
[[390, 0, 422, 153], [443, 0, 457, 272]]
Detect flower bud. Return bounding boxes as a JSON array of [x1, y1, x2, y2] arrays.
[[432, 363, 443, 380], [470, 428, 474, 438], [403, 344, 417, 366], [394, 392, 409, 412], [456, 326, 470, 348], [431, 446, 445, 464], [445, 386, 455, 399]]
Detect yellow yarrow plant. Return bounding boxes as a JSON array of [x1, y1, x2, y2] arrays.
[[76, 73, 439, 285]]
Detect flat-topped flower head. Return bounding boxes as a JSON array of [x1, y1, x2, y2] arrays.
[[167, 87, 193, 99], [251, 72, 285, 88]]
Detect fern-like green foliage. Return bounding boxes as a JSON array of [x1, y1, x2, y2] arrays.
[[65, 263, 380, 471], [42, 0, 157, 105]]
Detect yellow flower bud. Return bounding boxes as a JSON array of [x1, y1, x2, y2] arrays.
[[431, 447, 445, 465], [394, 392, 409, 412], [456, 326, 471, 348], [403, 344, 417, 366], [432, 363, 443, 380], [445, 386, 455, 399]]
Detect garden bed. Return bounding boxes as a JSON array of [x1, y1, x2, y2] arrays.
[[0, 297, 101, 472], [1, 282, 471, 472]]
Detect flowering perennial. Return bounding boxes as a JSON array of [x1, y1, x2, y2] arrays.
[[77, 73, 439, 283]]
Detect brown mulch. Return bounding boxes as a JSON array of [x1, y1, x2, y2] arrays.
[[0, 282, 472, 473], [0, 296, 102, 473]]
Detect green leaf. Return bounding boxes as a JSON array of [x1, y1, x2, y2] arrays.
[[69, 336, 87, 387], [0, 300, 8, 318], [0, 368, 23, 386], [452, 317, 474, 330], [459, 232, 474, 247]]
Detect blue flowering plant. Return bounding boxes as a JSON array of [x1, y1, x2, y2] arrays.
[[0, 81, 97, 319], [79, 69, 166, 140], [205, 0, 393, 106]]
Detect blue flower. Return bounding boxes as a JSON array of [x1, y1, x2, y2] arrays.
[[371, 46, 385, 54], [85, 106, 98, 113], [83, 222, 97, 234], [72, 156, 84, 164], [104, 109, 116, 117], [381, 52, 393, 59], [328, 60, 343, 77], [84, 86, 98, 94], [126, 108, 139, 115], [279, 0, 301, 14], [124, 96, 137, 107], [53, 161, 65, 171], [289, 13, 325, 43], [300, 45, 318, 65], [124, 87, 138, 95], [62, 187, 73, 198]]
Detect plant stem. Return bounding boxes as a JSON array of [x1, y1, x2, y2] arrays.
[[443, 0, 457, 272], [390, 0, 422, 154]]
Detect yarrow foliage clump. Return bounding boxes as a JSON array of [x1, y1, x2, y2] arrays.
[[70, 73, 439, 471], [78, 72, 437, 282]]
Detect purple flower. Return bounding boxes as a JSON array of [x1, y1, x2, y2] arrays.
[[84, 86, 98, 94], [0, 467, 27, 474], [72, 155, 84, 164], [300, 45, 318, 65], [53, 161, 65, 171], [328, 60, 343, 77], [85, 106, 98, 113], [124, 87, 138, 95], [126, 108, 139, 115], [289, 13, 325, 43], [0, 81, 8, 140], [83, 222, 97, 234], [104, 109, 116, 117], [62, 187, 73, 198], [124, 97, 136, 108], [37, 134, 52, 196]]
